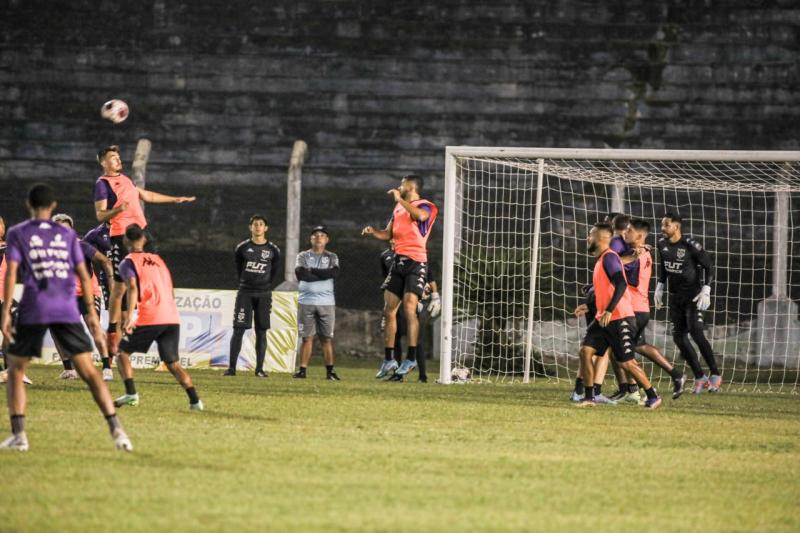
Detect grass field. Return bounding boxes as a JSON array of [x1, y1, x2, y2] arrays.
[[2, 359, 799, 532]]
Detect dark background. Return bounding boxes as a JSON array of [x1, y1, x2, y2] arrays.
[[1, 0, 798, 309]]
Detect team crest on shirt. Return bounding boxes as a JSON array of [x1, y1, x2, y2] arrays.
[[677, 248, 685, 259], [261, 250, 271, 260], [320, 256, 330, 267]]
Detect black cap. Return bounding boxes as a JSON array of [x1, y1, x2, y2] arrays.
[[310, 225, 329, 236]]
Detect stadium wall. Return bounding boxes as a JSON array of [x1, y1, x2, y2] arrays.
[[1, 1, 798, 355]]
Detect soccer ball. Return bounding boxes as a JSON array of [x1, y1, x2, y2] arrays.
[[451, 366, 471, 383], [100, 99, 129, 124]]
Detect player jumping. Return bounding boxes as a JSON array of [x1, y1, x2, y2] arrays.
[[362, 174, 438, 379]]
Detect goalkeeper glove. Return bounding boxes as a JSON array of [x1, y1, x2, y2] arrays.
[[427, 292, 441, 318], [654, 282, 665, 310], [693, 285, 712, 311]]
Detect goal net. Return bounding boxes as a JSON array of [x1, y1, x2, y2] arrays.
[[439, 148, 800, 393]]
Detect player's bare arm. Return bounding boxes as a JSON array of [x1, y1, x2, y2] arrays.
[[76, 262, 104, 346], [137, 188, 196, 204], [91, 250, 115, 294], [388, 188, 429, 221], [574, 303, 588, 316], [123, 276, 138, 334], [362, 220, 393, 241], [94, 198, 128, 223], [1, 259, 17, 339]]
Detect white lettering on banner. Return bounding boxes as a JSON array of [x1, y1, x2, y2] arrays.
[[175, 295, 223, 310]]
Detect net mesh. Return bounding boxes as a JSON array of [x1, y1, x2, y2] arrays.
[[447, 154, 800, 392]]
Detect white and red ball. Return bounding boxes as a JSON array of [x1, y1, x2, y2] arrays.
[[100, 99, 129, 124]]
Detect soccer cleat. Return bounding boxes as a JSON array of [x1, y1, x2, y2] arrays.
[[569, 390, 585, 402], [692, 376, 709, 394], [608, 389, 627, 402], [23, 375, 33, 385], [223, 368, 236, 376], [375, 359, 399, 379], [576, 399, 596, 408], [418, 376, 428, 383], [707, 374, 722, 393], [326, 372, 341, 381], [395, 359, 418, 376], [293, 370, 307, 379], [59, 369, 79, 380], [103, 368, 114, 382], [622, 391, 642, 404], [593, 394, 618, 405], [190, 400, 204, 411], [114, 393, 139, 407], [644, 396, 663, 409], [112, 428, 133, 452], [0, 433, 29, 451], [672, 374, 687, 399], [254, 370, 268, 378], [388, 373, 404, 382]]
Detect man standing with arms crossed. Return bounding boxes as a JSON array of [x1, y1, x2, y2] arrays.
[[1, 184, 132, 451], [93, 145, 195, 358], [362, 175, 438, 379], [293, 226, 341, 380], [225, 215, 281, 377]]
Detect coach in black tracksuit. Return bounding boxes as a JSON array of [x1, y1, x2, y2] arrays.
[[226, 215, 281, 377], [655, 213, 720, 384]]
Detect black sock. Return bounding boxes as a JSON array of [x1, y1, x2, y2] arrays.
[[593, 383, 602, 396], [644, 387, 658, 400], [62, 359, 74, 371], [185, 387, 199, 404], [384, 347, 394, 361], [10, 414, 25, 435], [229, 328, 245, 370], [107, 322, 117, 334], [102, 357, 112, 370], [255, 329, 267, 372], [628, 383, 639, 394], [326, 365, 334, 375], [105, 414, 121, 434], [584, 385, 595, 401], [669, 368, 683, 381], [574, 377, 584, 395], [124, 378, 137, 395], [407, 346, 417, 362], [297, 366, 307, 375]]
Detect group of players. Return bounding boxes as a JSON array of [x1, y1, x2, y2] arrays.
[[0, 143, 442, 452], [572, 212, 721, 408]]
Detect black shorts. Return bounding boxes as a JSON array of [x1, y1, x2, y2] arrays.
[[668, 291, 705, 336], [581, 317, 637, 362], [633, 312, 650, 346], [77, 296, 102, 317], [109, 230, 156, 282], [8, 323, 93, 358], [119, 324, 180, 363], [381, 255, 427, 299], [233, 291, 272, 330]]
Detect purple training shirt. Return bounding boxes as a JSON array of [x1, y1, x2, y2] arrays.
[[5, 219, 84, 324]]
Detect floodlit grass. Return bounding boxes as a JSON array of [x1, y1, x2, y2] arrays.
[[2, 360, 799, 532]]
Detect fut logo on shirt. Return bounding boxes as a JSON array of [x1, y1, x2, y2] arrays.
[[245, 261, 267, 273], [664, 261, 683, 273]]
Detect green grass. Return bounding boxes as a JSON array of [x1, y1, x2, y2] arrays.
[[2, 360, 799, 532]]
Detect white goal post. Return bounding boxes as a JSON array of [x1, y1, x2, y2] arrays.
[[439, 147, 800, 392]]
